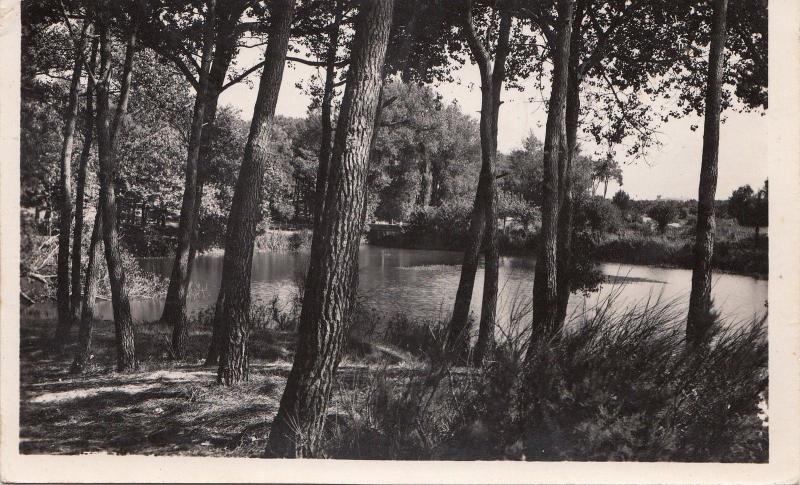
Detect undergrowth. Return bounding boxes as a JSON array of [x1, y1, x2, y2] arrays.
[[323, 294, 768, 462]]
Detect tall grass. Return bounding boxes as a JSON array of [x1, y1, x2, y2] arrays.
[[323, 290, 768, 462]]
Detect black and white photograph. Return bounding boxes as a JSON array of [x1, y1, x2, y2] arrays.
[[1, 0, 798, 482]]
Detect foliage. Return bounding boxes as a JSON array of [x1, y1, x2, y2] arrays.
[[497, 191, 539, 229], [578, 197, 624, 234], [591, 157, 623, 197], [370, 81, 481, 222], [647, 203, 678, 234], [612, 190, 632, 212], [728, 181, 768, 236]]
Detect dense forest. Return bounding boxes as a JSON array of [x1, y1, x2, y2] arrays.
[[19, 0, 769, 461]]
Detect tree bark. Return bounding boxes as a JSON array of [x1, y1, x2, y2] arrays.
[[199, 2, 256, 367], [215, 0, 295, 385], [529, 0, 574, 356], [302, 0, 345, 315], [555, 15, 583, 329], [313, 0, 343, 226], [447, 5, 509, 364], [687, 0, 728, 348], [70, 37, 98, 334], [195, 38, 239, 367], [161, 0, 216, 360], [473, 11, 511, 367], [53, 21, 89, 349], [70, 211, 103, 373], [96, 3, 138, 372], [267, 0, 394, 457]]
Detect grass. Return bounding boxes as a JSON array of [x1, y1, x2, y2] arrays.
[[321, 294, 769, 462], [19, 292, 768, 461], [18, 302, 426, 456]]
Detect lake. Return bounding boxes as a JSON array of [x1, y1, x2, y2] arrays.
[[25, 246, 768, 326]]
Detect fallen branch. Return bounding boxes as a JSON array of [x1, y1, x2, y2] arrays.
[[27, 273, 55, 285], [20, 291, 35, 305]]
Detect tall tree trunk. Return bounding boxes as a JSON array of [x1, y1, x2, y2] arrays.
[[294, 3, 346, 369], [313, 0, 343, 225], [447, 5, 509, 364], [215, 0, 295, 385], [53, 21, 89, 349], [555, 24, 582, 328], [267, 0, 393, 457], [70, 210, 103, 373], [96, 4, 138, 372], [199, 5, 252, 367], [528, 0, 574, 356], [70, 37, 98, 333], [473, 12, 511, 367], [301, 0, 345, 316], [162, 0, 216, 360], [687, 0, 728, 348]]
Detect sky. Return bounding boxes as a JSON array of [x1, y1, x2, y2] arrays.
[[219, 46, 768, 201]]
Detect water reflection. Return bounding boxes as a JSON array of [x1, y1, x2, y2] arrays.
[[26, 246, 767, 326]]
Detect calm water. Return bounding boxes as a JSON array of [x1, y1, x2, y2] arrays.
[[26, 246, 767, 325]]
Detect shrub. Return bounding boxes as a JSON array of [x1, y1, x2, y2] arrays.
[[611, 190, 631, 212], [580, 197, 625, 234]]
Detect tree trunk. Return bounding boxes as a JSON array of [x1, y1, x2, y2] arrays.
[[301, 0, 344, 317], [446, 6, 509, 364], [162, 0, 216, 360], [70, 211, 103, 374], [313, 0, 343, 225], [555, 27, 583, 329], [53, 21, 89, 349], [198, 4, 251, 367], [69, 37, 98, 332], [267, 0, 393, 457], [417, 157, 432, 207], [687, 0, 728, 348], [96, 4, 138, 372], [529, 0, 574, 356], [215, 0, 295, 385], [473, 12, 511, 367]]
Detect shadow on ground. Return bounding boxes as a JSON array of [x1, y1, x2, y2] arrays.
[[19, 317, 413, 456]]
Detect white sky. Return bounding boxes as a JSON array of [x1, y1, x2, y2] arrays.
[[219, 45, 768, 201]]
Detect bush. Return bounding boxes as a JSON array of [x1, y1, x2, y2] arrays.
[[255, 229, 311, 252], [580, 197, 625, 234], [611, 190, 631, 212]]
